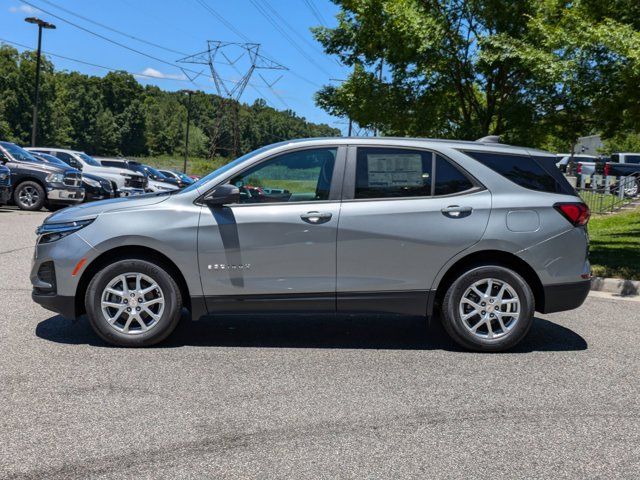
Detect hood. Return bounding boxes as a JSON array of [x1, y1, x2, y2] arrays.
[[44, 192, 171, 224], [88, 165, 145, 178], [15, 160, 77, 175]]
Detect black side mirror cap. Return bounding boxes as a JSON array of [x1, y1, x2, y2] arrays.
[[203, 184, 240, 207]]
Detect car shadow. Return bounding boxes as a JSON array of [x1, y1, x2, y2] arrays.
[[35, 313, 587, 353]]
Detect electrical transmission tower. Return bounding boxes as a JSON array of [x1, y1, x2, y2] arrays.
[[178, 41, 288, 157]]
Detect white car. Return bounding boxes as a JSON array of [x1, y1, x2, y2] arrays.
[[97, 158, 179, 193], [26, 148, 147, 196]]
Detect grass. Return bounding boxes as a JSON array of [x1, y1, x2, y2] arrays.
[[589, 206, 640, 280]]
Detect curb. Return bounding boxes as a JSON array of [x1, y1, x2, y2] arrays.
[[590, 277, 640, 296]]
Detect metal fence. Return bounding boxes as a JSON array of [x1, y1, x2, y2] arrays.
[[574, 173, 640, 214]]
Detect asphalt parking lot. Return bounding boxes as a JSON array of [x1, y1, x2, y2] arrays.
[[0, 206, 638, 479]]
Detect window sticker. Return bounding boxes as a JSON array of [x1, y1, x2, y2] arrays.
[[366, 153, 425, 187]]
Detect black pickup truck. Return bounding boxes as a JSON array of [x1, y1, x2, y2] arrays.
[[0, 141, 85, 211], [603, 153, 640, 176], [0, 163, 10, 205]]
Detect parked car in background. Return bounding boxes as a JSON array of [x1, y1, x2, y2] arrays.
[[158, 169, 195, 187], [30, 152, 116, 203], [188, 174, 201, 181], [601, 153, 640, 196], [31, 137, 590, 351], [26, 148, 147, 196], [0, 163, 11, 205], [0, 142, 84, 211], [556, 154, 601, 176], [97, 158, 179, 192]]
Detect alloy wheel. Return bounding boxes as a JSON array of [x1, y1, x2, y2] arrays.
[[19, 186, 39, 207], [458, 278, 521, 340], [100, 272, 165, 335]]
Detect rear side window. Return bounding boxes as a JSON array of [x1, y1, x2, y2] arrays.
[[463, 151, 568, 194], [434, 155, 474, 195]]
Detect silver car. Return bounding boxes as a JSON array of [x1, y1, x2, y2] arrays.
[[31, 138, 591, 351]]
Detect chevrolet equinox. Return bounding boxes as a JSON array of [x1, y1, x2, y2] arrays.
[[31, 138, 591, 351]]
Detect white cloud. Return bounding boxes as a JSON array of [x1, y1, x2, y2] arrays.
[[139, 67, 187, 81], [8, 4, 41, 14]]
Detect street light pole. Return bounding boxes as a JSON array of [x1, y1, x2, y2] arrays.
[[179, 90, 195, 174], [25, 17, 56, 147]]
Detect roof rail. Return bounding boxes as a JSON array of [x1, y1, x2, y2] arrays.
[[476, 135, 501, 143]]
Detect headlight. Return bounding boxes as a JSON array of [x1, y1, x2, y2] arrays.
[[83, 177, 101, 188], [0, 173, 8, 180], [46, 173, 65, 183], [36, 219, 94, 244]]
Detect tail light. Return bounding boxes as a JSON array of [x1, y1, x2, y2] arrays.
[[603, 163, 610, 176], [576, 163, 582, 174], [554, 202, 590, 226]]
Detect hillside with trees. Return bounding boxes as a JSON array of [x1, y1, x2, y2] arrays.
[[0, 44, 340, 160]]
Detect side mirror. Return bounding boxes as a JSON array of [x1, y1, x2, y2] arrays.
[[203, 184, 239, 207], [70, 160, 82, 170]]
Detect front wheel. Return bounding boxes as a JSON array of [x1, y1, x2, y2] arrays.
[[14, 181, 45, 211], [85, 259, 182, 347], [441, 266, 535, 352]]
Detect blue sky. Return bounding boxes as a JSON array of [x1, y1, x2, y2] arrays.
[[1, 0, 349, 131]]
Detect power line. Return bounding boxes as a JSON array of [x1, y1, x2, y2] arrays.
[[30, 0, 190, 57], [247, 0, 333, 77], [303, 0, 328, 27], [16, 0, 289, 109], [192, 0, 323, 88]]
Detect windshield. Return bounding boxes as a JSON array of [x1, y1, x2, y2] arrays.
[[181, 144, 276, 194], [0, 142, 39, 162], [78, 152, 102, 167], [144, 165, 167, 179]]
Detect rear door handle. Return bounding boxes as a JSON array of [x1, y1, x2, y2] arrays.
[[300, 211, 332, 224], [441, 205, 473, 218]]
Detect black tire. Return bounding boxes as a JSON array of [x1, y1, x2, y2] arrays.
[[85, 259, 182, 347], [440, 265, 535, 352], [13, 181, 46, 211]]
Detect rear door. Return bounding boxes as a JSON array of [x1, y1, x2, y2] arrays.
[[336, 145, 491, 315]]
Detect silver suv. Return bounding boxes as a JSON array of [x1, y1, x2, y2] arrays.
[[31, 138, 591, 351]]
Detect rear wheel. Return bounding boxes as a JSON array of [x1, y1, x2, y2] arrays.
[[441, 266, 535, 352], [85, 259, 182, 347], [14, 181, 45, 211]]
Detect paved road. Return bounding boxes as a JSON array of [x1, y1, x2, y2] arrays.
[[0, 207, 638, 479]]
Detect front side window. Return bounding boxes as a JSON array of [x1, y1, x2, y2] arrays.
[[355, 148, 433, 199], [229, 147, 337, 204], [77, 153, 101, 167]]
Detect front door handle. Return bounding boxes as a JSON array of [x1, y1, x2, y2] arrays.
[[441, 205, 473, 218], [300, 211, 332, 224]]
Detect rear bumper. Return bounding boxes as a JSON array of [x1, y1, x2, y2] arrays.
[[541, 280, 591, 314]]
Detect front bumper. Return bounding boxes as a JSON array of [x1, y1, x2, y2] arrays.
[[118, 187, 145, 197], [541, 280, 591, 313], [32, 291, 77, 318], [47, 184, 85, 204]]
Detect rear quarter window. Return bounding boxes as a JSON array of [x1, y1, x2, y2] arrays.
[[462, 151, 574, 195]]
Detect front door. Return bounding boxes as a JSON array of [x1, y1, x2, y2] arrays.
[[336, 146, 492, 315], [198, 146, 345, 313]]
